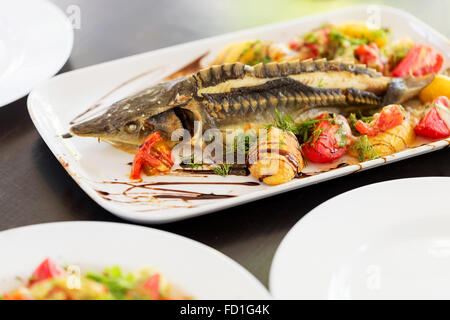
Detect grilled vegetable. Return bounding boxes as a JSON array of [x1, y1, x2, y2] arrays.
[[302, 114, 353, 163], [391, 45, 443, 77], [350, 110, 415, 159], [212, 40, 291, 66], [130, 132, 173, 180], [248, 127, 304, 185], [70, 59, 433, 149], [415, 96, 450, 139], [355, 104, 404, 136], [419, 75, 450, 103]]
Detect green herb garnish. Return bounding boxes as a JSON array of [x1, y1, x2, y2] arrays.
[[267, 109, 300, 134], [213, 163, 231, 177], [352, 135, 379, 161]]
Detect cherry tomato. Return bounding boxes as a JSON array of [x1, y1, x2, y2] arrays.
[[391, 45, 443, 77], [415, 96, 450, 139], [302, 114, 351, 163], [355, 105, 404, 136]]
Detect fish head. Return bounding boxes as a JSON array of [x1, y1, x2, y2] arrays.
[[70, 76, 195, 148]]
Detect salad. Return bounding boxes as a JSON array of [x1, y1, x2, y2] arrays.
[[0, 258, 190, 300]]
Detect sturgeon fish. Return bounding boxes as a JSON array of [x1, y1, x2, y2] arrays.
[[70, 58, 433, 150]]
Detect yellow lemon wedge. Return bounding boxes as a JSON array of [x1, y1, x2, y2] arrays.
[[419, 75, 450, 103]]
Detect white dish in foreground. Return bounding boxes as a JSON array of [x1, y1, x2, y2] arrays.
[[270, 177, 450, 300], [28, 5, 450, 224], [0, 0, 73, 107], [0, 221, 270, 299]]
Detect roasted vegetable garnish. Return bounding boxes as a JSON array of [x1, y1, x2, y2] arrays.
[[302, 114, 353, 163], [391, 45, 443, 77], [213, 40, 289, 66], [354, 104, 404, 136], [248, 127, 304, 185], [130, 132, 173, 180], [415, 96, 450, 139], [351, 116, 415, 159]]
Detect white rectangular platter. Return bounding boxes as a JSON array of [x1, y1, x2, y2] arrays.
[[28, 5, 450, 223]]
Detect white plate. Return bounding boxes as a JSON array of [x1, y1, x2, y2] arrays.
[[0, 0, 73, 107], [28, 5, 450, 224], [0, 221, 270, 299], [270, 177, 450, 300]]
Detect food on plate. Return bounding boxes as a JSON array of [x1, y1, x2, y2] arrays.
[[248, 126, 304, 185], [350, 104, 415, 159], [288, 22, 389, 64], [1, 258, 189, 300], [301, 113, 353, 163], [382, 38, 414, 73], [415, 96, 450, 139], [69, 21, 447, 186], [391, 45, 443, 77], [354, 43, 385, 72], [213, 40, 293, 66], [419, 75, 450, 103], [130, 132, 174, 181]]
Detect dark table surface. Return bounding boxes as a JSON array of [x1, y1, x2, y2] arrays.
[[1, 0, 449, 288]]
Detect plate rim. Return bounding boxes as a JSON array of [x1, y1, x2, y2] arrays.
[[269, 176, 450, 299], [0, 0, 74, 107]]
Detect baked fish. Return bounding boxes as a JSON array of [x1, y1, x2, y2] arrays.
[[70, 58, 433, 150]]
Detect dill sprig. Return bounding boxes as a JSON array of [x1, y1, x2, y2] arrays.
[[213, 163, 231, 177], [352, 135, 379, 161], [267, 109, 301, 135]]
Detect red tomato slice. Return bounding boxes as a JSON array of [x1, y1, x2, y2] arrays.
[[355, 105, 404, 136], [391, 45, 443, 77], [302, 114, 350, 163], [29, 258, 65, 286], [142, 274, 161, 300], [414, 96, 450, 139]]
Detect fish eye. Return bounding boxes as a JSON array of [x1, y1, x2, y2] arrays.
[[125, 122, 138, 133]]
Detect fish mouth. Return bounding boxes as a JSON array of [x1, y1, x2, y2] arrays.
[[69, 115, 119, 139]]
